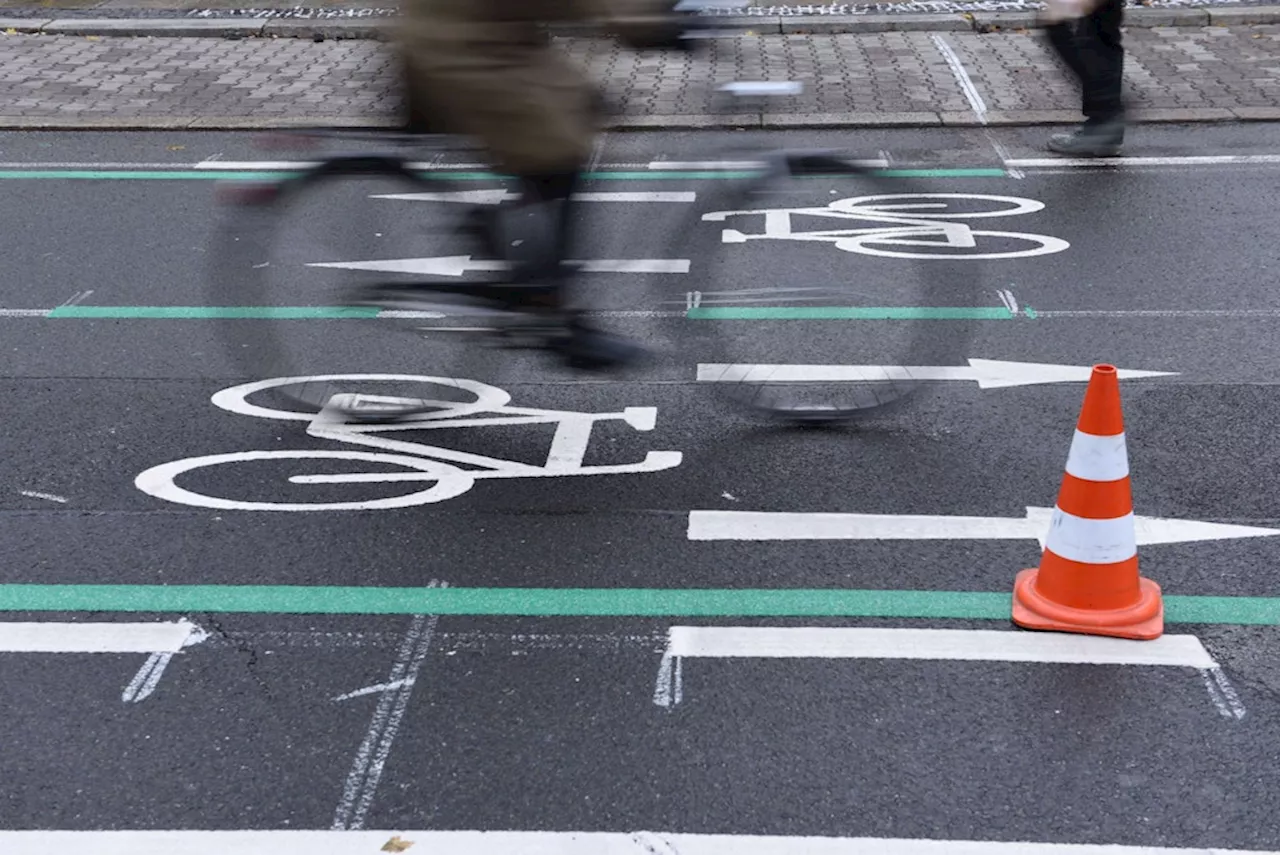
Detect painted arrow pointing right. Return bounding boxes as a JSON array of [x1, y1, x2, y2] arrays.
[[696, 359, 1178, 388], [688, 507, 1280, 546]]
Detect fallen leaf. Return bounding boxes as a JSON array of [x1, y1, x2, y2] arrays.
[[382, 837, 414, 853], [168, 145, 186, 151], [4, 28, 17, 35]]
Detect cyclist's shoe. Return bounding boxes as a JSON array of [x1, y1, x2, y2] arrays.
[[1047, 117, 1124, 157], [556, 319, 650, 372]]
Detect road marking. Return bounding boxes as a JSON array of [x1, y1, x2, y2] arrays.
[[121, 651, 175, 703], [664, 627, 1217, 667], [688, 307, 1017, 319], [696, 359, 1176, 388], [332, 678, 413, 702], [374, 190, 697, 203], [658, 627, 1234, 713], [19, 490, 67, 503], [1, 585, 1279, 624], [10, 306, 1020, 321], [1010, 154, 1280, 169], [333, 600, 440, 831], [1202, 667, 1248, 720], [687, 508, 1280, 546], [309, 256, 691, 276], [0, 167, 1001, 181], [47, 305, 383, 319], [931, 34, 988, 125], [0, 621, 196, 653], [2, 830, 1277, 854]]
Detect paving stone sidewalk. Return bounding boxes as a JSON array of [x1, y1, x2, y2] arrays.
[[0, 25, 1277, 129]]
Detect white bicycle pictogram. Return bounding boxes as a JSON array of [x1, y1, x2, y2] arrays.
[[135, 374, 682, 511], [702, 192, 1070, 260]]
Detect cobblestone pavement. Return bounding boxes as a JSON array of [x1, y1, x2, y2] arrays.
[[0, 25, 1277, 128]]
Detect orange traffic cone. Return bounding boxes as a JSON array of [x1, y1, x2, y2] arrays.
[[1012, 364, 1163, 640]]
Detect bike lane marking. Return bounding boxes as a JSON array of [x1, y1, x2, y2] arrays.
[[652, 627, 1238, 713], [0, 586, 1277, 624], [0, 620, 197, 653], [0, 168, 1007, 181], [1, 829, 1277, 854]]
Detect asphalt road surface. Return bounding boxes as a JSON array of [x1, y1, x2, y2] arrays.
[[2, 124, 1280, 853]]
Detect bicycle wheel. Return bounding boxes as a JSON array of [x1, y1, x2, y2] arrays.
[[209, 136, 530, 422], [655, 151, 982, 421], [135, 450, 475, 511]]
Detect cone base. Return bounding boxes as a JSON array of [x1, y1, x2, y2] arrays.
[[1012, 567, 1164, 640]]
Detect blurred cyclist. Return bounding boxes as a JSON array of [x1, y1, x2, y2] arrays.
[[396, 0, 698, 370]]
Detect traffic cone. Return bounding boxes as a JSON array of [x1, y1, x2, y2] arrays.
[[1012, 364, 1163, 640]]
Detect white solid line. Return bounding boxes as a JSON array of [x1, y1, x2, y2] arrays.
[[649, 160, 767, 170], [1037, 308, 1280, 319], [5, 830, 1277, 854], [192, 161, 506, 172], [122, 652, 174, 703], [1203, 668, 1247, 720], [648, 159, 890, 170], [375, 310, 448, 319], [193, 160, 320, 170], [19, 490, 67, 503], [0, 622, 195, 654], [988, 136, 1024, 180], [1010, 154, 1280, 169], [0, 309, 49, 318], [332, 595, 440, 831], [666, 628, 1218, 668], [654, 652, 677, 708], [931, 34, 987, 124], [332, 678, 412, 702], [573, 191, 697, 202], [374, 191, 695, 203]]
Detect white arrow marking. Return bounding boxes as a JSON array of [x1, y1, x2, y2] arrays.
[[688, 507, 1280, 546], [696, 358, 1178, 388], [371, 191, 696, 204], [309, 256, 690, 277]]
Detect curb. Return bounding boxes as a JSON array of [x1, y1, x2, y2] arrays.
[[1, 107, 1277, 131], [2, 6, 1279, 37]]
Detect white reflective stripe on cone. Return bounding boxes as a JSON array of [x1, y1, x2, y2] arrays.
[[1045, 507, 1138, 564], [1064, 429, 1130, 482]]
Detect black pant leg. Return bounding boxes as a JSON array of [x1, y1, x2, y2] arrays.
[[1077, 0, 1125, 122]]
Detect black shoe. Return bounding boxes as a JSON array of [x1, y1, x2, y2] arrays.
[[1048, 117, 1125, 157], [555, 320, 650, 372]]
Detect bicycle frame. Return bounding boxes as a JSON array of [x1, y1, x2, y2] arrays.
[[301, 393, 682, 484]]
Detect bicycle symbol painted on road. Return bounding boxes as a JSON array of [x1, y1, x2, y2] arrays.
[[135, 375, 682, 511], [703, 193, 1070, 260]]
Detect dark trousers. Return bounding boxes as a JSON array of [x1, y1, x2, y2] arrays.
[[1046, 0, 1125, 123]]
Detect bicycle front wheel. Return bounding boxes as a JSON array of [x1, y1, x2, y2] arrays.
[[662, 152, 983, 421], [209, 142, 520, 422]]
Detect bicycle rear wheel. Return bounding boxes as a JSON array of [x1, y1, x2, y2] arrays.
[[660, 151, 982, 421], [209, 142, 531, 422]]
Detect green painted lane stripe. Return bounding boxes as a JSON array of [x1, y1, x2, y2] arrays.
[[688, 307, 1016, 320], [48, 306, 380, 319], [0, 585, 1276, 624], [0, 167, 1004, 182]]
